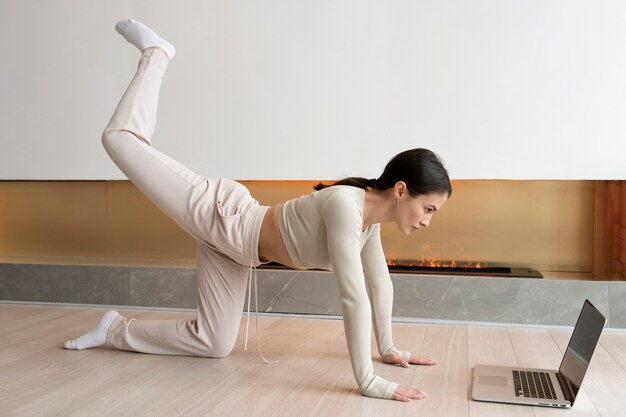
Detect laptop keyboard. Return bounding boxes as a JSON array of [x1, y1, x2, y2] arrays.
[[513, 370, 557, 400]]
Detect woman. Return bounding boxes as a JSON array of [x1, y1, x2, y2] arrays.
[[64, 19, 452, 402]]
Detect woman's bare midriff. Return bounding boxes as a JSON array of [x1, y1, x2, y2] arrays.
[[258, 204, 297, 269]]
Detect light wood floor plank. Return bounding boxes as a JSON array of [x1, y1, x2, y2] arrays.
[[208, 320, 346, 417], [404, 325, 469, 417], [0, 307, 107, 367], [139, 317, 317, 417], [261, 320, 352, 417], [468, 326, 534, 417], [598, 333, 626, 372]]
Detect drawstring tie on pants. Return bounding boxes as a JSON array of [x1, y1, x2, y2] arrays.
[[244, 262, 278, 364]]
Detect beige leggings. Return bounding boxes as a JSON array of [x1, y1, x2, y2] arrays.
[[102, 48, 269, 357]]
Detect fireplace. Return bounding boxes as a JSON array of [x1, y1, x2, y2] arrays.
[[385, 260, 542, 278], [260, 260, 543, 278]]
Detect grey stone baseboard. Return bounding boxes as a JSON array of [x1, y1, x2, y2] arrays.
[[1, 263, 624, 328]]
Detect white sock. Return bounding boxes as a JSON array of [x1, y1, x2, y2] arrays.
[[115, 19, 176, 59], [63, 310, 120, 350]]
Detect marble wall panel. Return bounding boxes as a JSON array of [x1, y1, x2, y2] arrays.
[[609, 282, 626, 328], [244, 269, 298, 313], [0, 264, 131, 305], [130, 267, 197, 309], [254, 270, 341, 315], [391, 275, 455, 319], [393, 275, 609, 326]]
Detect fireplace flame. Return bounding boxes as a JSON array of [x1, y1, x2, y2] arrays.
[[387, 258, 484, 269], [387, 258, 485, 269], [385, 243, 485, 269]]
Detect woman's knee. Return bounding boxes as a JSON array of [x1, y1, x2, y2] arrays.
[[200, 337, 236, 358], [101, 129, 125, 153], [101, 129, 148, 154], [194, 322, 238, 358]]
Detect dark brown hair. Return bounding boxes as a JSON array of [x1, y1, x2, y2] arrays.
[[313, 148, 452, 197]]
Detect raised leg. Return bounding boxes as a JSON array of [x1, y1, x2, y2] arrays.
[[102, 25, 218, 244]]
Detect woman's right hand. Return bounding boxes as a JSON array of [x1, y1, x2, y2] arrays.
[[391, 385, 428, 402]]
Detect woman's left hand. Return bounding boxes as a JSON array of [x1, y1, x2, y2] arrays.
[[383, 353, 438, 368]]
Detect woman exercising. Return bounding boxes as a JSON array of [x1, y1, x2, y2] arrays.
[[64, 19, 451, 402]]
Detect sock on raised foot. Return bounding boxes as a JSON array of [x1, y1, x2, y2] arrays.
[[63, 310, 120, 350], [115, 19, 176, 59]]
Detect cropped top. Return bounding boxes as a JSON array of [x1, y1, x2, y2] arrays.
[[277, 185, 410, 399]]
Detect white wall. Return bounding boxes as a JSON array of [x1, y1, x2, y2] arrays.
[[1, 0, 625, 180]]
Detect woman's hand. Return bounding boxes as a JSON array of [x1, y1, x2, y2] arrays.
[[384, 353, 436, 401], [391, 385, 428, 402], [383, 353, 438, 368]]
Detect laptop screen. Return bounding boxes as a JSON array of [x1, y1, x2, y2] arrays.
[[558, 300, 606, 399]]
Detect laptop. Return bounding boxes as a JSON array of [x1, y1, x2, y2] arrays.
[[471, 299, 606, 408]]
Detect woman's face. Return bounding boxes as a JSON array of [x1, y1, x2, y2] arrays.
[[393, 184, 448, 234]]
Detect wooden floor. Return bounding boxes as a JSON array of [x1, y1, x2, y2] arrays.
[[1, 304, 626, 417]]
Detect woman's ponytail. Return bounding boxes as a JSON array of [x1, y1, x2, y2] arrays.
[[313, 177, 377, 191], [313, 148, 452, 198]]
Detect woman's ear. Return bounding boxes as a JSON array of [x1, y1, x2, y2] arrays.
[[394, 181, 407, 198]]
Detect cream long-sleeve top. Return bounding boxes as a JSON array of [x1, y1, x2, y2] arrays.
[[277, 185, 410, 399]]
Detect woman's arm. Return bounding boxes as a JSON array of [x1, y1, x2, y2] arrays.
[[361, 226, 439, 374], [360, 225, 411, 363], [320, 192, 397, 399]]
